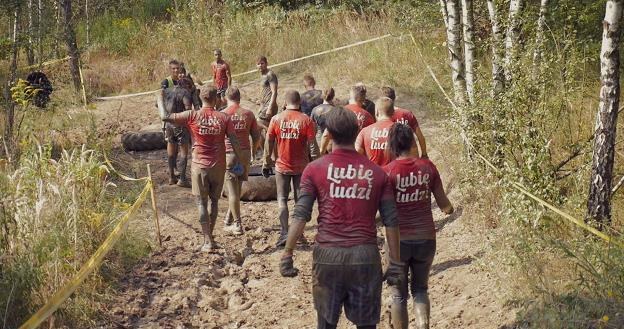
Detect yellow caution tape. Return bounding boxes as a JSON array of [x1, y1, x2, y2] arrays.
[[94, 34, 392, 100], [19, 181, 152, 329], [103, 151, 149, 181], [409, 33, 623, 248]]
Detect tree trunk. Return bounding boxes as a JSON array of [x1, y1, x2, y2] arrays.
[[443, 0, 467, 105], [532, 0, 549, 77], [27, 0, 35, 66], [587, 0, 623, 225], [504, 0, 523, 83], [37, 0, 43, 65], [439, 0, 449, 29], [462, 0, 475, 104], [85, 0, 90, 45], [487, 0, 505, 94], [4, 6, 20, 155], [54, 0, 61, 58], [61, 0, 82, 92]]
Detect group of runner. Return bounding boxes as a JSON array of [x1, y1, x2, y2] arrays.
[[158, 52, 454, 329]]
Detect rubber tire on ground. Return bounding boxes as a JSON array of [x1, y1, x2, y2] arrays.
[[121, 131, 166, 151], [223, 165, 277, 201]]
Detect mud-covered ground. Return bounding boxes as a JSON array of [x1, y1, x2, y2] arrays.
[[95, 75, 515, 328]]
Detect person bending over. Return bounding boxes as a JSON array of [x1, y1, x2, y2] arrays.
[[355, 97, 395, 166], [279, 107, 404, 329], [161, 86, 242, 252], [383, 123, 454, 329], [263, 89, 319, 247], [222, 86, 261, 235], [381, 86, 428, 159]]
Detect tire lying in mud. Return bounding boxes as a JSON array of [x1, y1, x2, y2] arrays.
[[223, 165, 277, 201], [121, 131, 166, 151]]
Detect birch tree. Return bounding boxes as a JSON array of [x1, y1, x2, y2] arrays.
[[37, 0, 43, 65], [4, 4, 20, 155], [487, 0, 505, 94], [462, 0, 475, 104], [587, 0, 623, 225], [440, 0, 467, 105], [61, 0, 82, 92], [533, 0, 549, 76], [504, 0, 523, 83], [27, 0, 35, 66]]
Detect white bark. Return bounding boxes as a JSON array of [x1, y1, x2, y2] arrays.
[[504, 0, 523, 83], [444, 0, 467, 105], [462, 0, 475, 104], [532, 0, 549, 76], [85, 0, 90, 45], [587, 0, 623, 224], [27, 0, 34, 65], [37, 0, 43, 65], [487, 0, 505, 94], [439, 0, 449, 29]]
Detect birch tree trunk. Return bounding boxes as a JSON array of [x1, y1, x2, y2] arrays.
[[439, 0, 449, 30], [587, 0, 623, 225], [27, 0, 35, 66], [37, 0, 43, 65], [61, 0, 82, 92], [443, 0, 467, 105], [487, 0, 505, 94], [4, 6, 20, 155], [462, 0, 475, 104], [54, 0, 61, 58], [504, 0, 523, 83], [533, 0, 549, 77], [85, 0, 90, 46]]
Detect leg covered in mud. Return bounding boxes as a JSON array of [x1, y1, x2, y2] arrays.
[[389, 264, 409, 329]]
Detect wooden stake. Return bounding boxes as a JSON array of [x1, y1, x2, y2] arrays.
[[146, 164, 162, 247]]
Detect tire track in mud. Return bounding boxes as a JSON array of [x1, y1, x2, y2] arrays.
[[97, 79, 514, 328]]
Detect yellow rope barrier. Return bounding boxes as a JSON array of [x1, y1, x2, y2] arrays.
[[409, 33, 623, 248]]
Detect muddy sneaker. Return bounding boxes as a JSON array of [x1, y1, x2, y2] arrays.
[[168, 177, 178, 185], [275, 234, 288, 248], [177, 179, 191, 188], [200, 243, 214, 253], [231, 222, 244, 235]]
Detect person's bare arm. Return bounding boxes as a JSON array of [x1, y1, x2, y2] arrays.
[[432, 180, 454, 214], [385, 226, 401, 262], [267, 75, 278, 116], [250, 124, 261, 156], [226, 64, 232, 86], [414, 127, 428, 158], [263, 134, 276, 168], [379, 197, 400, 263], [354, 132, 365, 155], [320, 130, 332, 154], [227, 132, 243, 166], [308, 138, 320, 161]]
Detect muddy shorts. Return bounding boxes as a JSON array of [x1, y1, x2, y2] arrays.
[[312, 245, 382, 326], [164, 125, 190, 145], [226, 149, 252, 181], [191, 164, 226, 200], [257, 103, 278, 123]]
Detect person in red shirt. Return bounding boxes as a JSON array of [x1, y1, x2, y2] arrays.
[[383, 123, 454, 329], [211, 49, 232, 109], [355, 97, 395, 166], [160, 86, 242, 252], [221, 86, 261, 235], [344, 84, 375, 131], [278, 107, 404, 329], [381, 86, 428, 159], [262, 89, 320, 247]]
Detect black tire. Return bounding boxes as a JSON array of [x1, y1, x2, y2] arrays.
[[121, 131, 166, 151]]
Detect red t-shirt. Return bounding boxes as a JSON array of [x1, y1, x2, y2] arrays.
[[383, 158, 441, 240], [211, 61, 230, 90], [392, 107, 419, 131], [267, 109, 316, 175], [171, 107, 235, 169], [300, 149, 395, 247], [222, 103, 259, 152], [345, 104, 375, 131], [355, 119, 394, 166]]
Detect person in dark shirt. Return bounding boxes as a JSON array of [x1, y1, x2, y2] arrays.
[[300, 74, 323, 116], [161, 59, 181, 90], [279, 107, 404, 329], [356, 83, 376, 118], [310, 87, 337, 148], [178, 63, 202, 110], [162, 78, 194, 187]]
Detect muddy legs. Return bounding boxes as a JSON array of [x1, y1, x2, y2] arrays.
[[413, 292, 430, 329]]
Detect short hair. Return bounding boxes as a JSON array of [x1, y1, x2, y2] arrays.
[[375, 97, 395, 116], [169, 59, 180, 66], [226, 86, 241, 101], [325, 107, 359, 146], [284, 89, 301, 105], [200, 85, 218, 103], [303, 74, 316, 87], [323, 87, 335, 102], [350, 84, 367, 101], [388, 123, 415, 158], [214, 48, 222, 54], [257, 55, 268, 64], [380, 86, 396, 100]]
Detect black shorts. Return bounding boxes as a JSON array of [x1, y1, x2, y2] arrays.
[[164, 126, 190, 145], [312, 245, 382, 326]]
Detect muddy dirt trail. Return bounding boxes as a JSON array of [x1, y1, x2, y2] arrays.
[[95, 75, 515, 328]]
